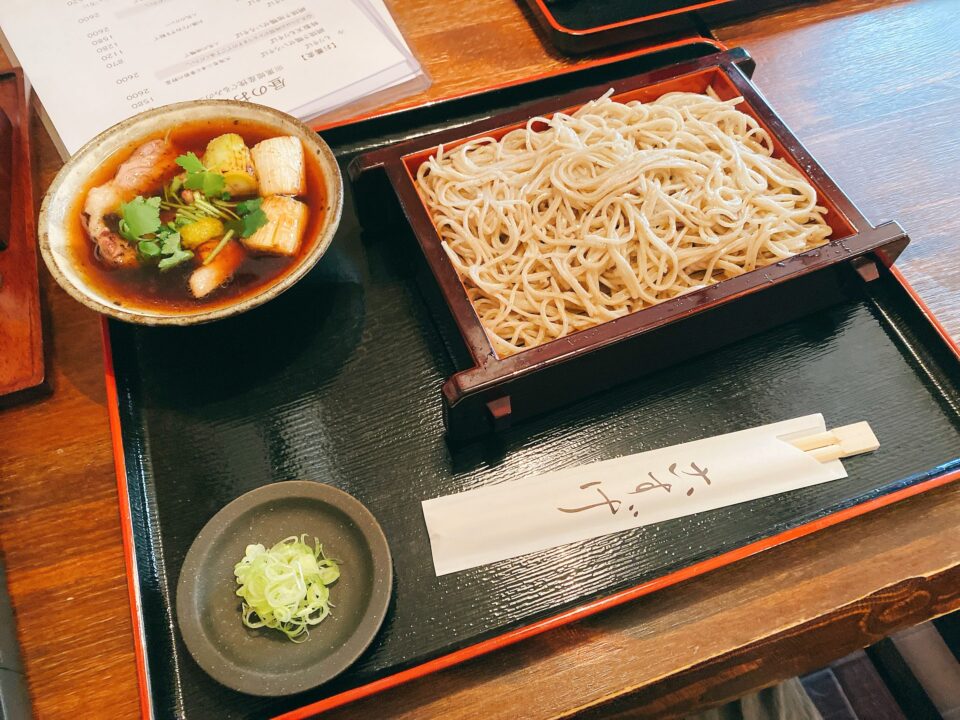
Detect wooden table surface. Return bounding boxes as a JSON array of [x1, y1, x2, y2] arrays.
[[2, 0, 959, 717]]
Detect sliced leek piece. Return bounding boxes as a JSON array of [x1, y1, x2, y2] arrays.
[[242, 195, 308, 256], [250, 136, 305, 196]]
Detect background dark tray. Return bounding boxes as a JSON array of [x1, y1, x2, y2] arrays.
[[108, 47, 960, 719], [522, 0, 814, 54]]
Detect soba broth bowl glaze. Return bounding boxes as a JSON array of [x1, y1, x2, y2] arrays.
[[39, 100, 343, 325]]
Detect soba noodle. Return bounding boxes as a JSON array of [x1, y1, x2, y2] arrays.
[[416, 89, 832, 356]]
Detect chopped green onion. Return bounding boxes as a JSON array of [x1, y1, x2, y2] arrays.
[[234, 535, 340, 642]]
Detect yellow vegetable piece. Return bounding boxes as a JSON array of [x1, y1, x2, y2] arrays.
[[203, 133, 253, 174], [242, 195, 308, 257], [203, 134, 258, 197], [180, 217, 225, 249], [223, 171, 258, 197]]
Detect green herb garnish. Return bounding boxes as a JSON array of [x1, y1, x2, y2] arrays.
[[132, 220, 194, 269], [235, 197, 262, 215], [228, 197, 268, 238], [175, 152, 226, 198], [137, 239, 161, 257], [119, 196, 162, 243], [156, 228, 194, 270]]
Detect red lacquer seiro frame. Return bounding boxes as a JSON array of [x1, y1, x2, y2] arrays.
[[98, 42, 960, 720]]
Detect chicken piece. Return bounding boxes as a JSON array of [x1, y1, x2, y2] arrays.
[[189, 240, 246, 299], [82, 138, 180, 267], [82, 184, 138, 267], [250, 136, 305, 196], [241, 195, 308, 257]]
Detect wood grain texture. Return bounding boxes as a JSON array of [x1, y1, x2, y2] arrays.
[[715, 0, 960, 342], [0, 0, 958, 718]]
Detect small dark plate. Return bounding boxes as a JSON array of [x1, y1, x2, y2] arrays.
[[175, 481, 392, 697]]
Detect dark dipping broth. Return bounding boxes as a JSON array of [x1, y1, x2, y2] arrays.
[[69, 119, 328, 313]]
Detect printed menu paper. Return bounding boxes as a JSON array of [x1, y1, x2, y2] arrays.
[[422, 414, 849, 576], [0, 0, 424, 155]]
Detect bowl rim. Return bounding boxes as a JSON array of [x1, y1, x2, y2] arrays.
[[37, 99, 344, 326]]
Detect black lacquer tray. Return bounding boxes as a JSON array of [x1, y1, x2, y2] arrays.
[[104, 45, 960, 719], [522, 0, 811, 54]]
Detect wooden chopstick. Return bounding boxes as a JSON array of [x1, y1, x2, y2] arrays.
[[788, 422, 879, 463]]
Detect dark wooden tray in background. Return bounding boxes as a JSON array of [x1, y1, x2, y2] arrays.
[[102, 45, 960, 720], [523, 0, 819, 54], [0, 68, 44, 405]]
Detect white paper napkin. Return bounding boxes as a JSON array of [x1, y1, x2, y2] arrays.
[[422, 414, 847, 575]]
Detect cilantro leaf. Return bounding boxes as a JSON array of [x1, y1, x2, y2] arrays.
[[240, 208, 268, 237], [185, 170, 226, 197], [236, 197, 262, 215], [176, 151, 226, 197], [156, 230, 194, 270], [158, 248, 193, 270], [227, 207, 268, 238], [119, 196, 162, 243], [138, 240, 160, 257], [158, 229, 181, 254], [118, 196, 196, 270], [229, 197, 268, 237], [175, 152, 205, 174]]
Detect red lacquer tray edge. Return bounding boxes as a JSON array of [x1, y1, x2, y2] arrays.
[[97, 44, 960, 719], [102, 319, 154, 720]]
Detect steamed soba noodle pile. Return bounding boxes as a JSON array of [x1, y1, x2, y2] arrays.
[[415, 89, 832, 356]]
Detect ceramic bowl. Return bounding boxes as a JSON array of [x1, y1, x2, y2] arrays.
[[38, 100, 343, 325]]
